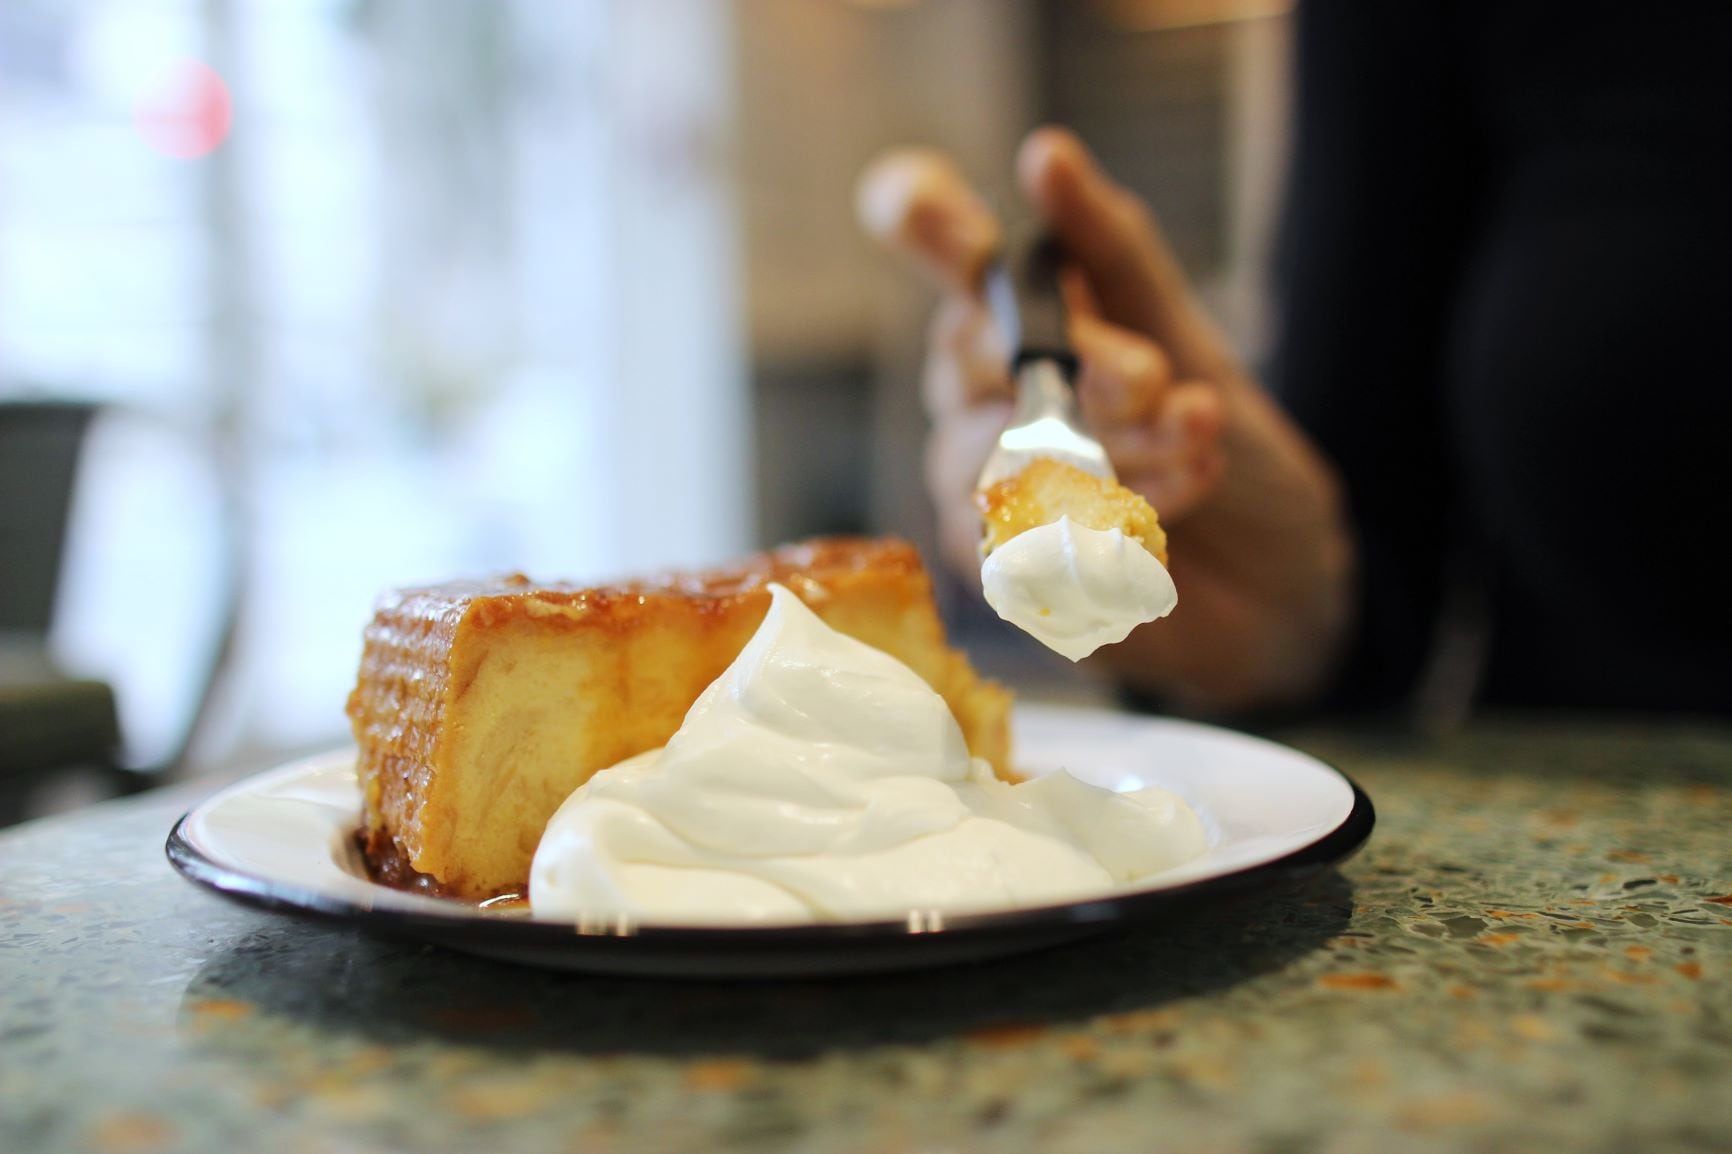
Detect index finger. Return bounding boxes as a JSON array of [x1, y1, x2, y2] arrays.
[[857, 149, 1000, 296]]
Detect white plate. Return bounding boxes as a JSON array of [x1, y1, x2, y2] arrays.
[[167, 705, 1372, 977]]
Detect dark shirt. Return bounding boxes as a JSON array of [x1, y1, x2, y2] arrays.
[[1272, 1, 1732, 715]]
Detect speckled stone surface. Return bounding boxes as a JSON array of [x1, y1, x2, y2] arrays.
[[2, 719, 1729, 1154]]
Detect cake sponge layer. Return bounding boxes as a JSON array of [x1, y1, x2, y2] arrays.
[[347, 538, 1012, 899]]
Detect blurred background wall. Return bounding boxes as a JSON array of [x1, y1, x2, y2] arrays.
[[0, 0, 1291, 788]]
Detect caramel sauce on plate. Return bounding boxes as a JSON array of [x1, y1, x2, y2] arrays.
[[353, 829, 528, 912]]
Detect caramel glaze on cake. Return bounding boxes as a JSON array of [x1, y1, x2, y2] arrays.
[[347, 537, 1013, 901], [978, 457, 1168, 564]]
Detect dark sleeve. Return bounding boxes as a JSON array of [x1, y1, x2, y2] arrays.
[[1268, 0, 1477, 713]]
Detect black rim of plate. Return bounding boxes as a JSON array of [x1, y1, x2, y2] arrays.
[[164, 770, 1376, 954]]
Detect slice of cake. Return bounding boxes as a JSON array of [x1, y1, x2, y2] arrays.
[[346, 537, 1012, 900], [977, 457, 1168, 564]]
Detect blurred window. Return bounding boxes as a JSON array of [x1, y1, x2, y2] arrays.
[[0, 0, 748, 761]]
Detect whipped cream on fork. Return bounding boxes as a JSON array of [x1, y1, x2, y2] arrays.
[[981, 516, 1177, 661]]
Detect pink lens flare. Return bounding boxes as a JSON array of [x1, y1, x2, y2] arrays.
[[134, 60, 233, 159]]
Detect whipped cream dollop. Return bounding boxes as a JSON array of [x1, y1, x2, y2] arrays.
[[981, 516, 1177, 662], [529, 583, 1204, 925]]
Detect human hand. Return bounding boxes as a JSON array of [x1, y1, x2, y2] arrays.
[[859, 128, 1353, 713], [857, 130, 1229, 578]]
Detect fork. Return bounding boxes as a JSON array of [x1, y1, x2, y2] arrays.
[[975, 229, 1117, 492]]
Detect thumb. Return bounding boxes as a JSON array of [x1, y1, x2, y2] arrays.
[[857, 148, 1001, 296], [1018, 127, 1233, 381]]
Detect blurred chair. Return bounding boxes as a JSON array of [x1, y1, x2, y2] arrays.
[[0, 401, 120, 823], [0, 400, 240, 825]]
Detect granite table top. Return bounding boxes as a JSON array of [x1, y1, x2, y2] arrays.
[[2, 718, 1728, 1154]]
